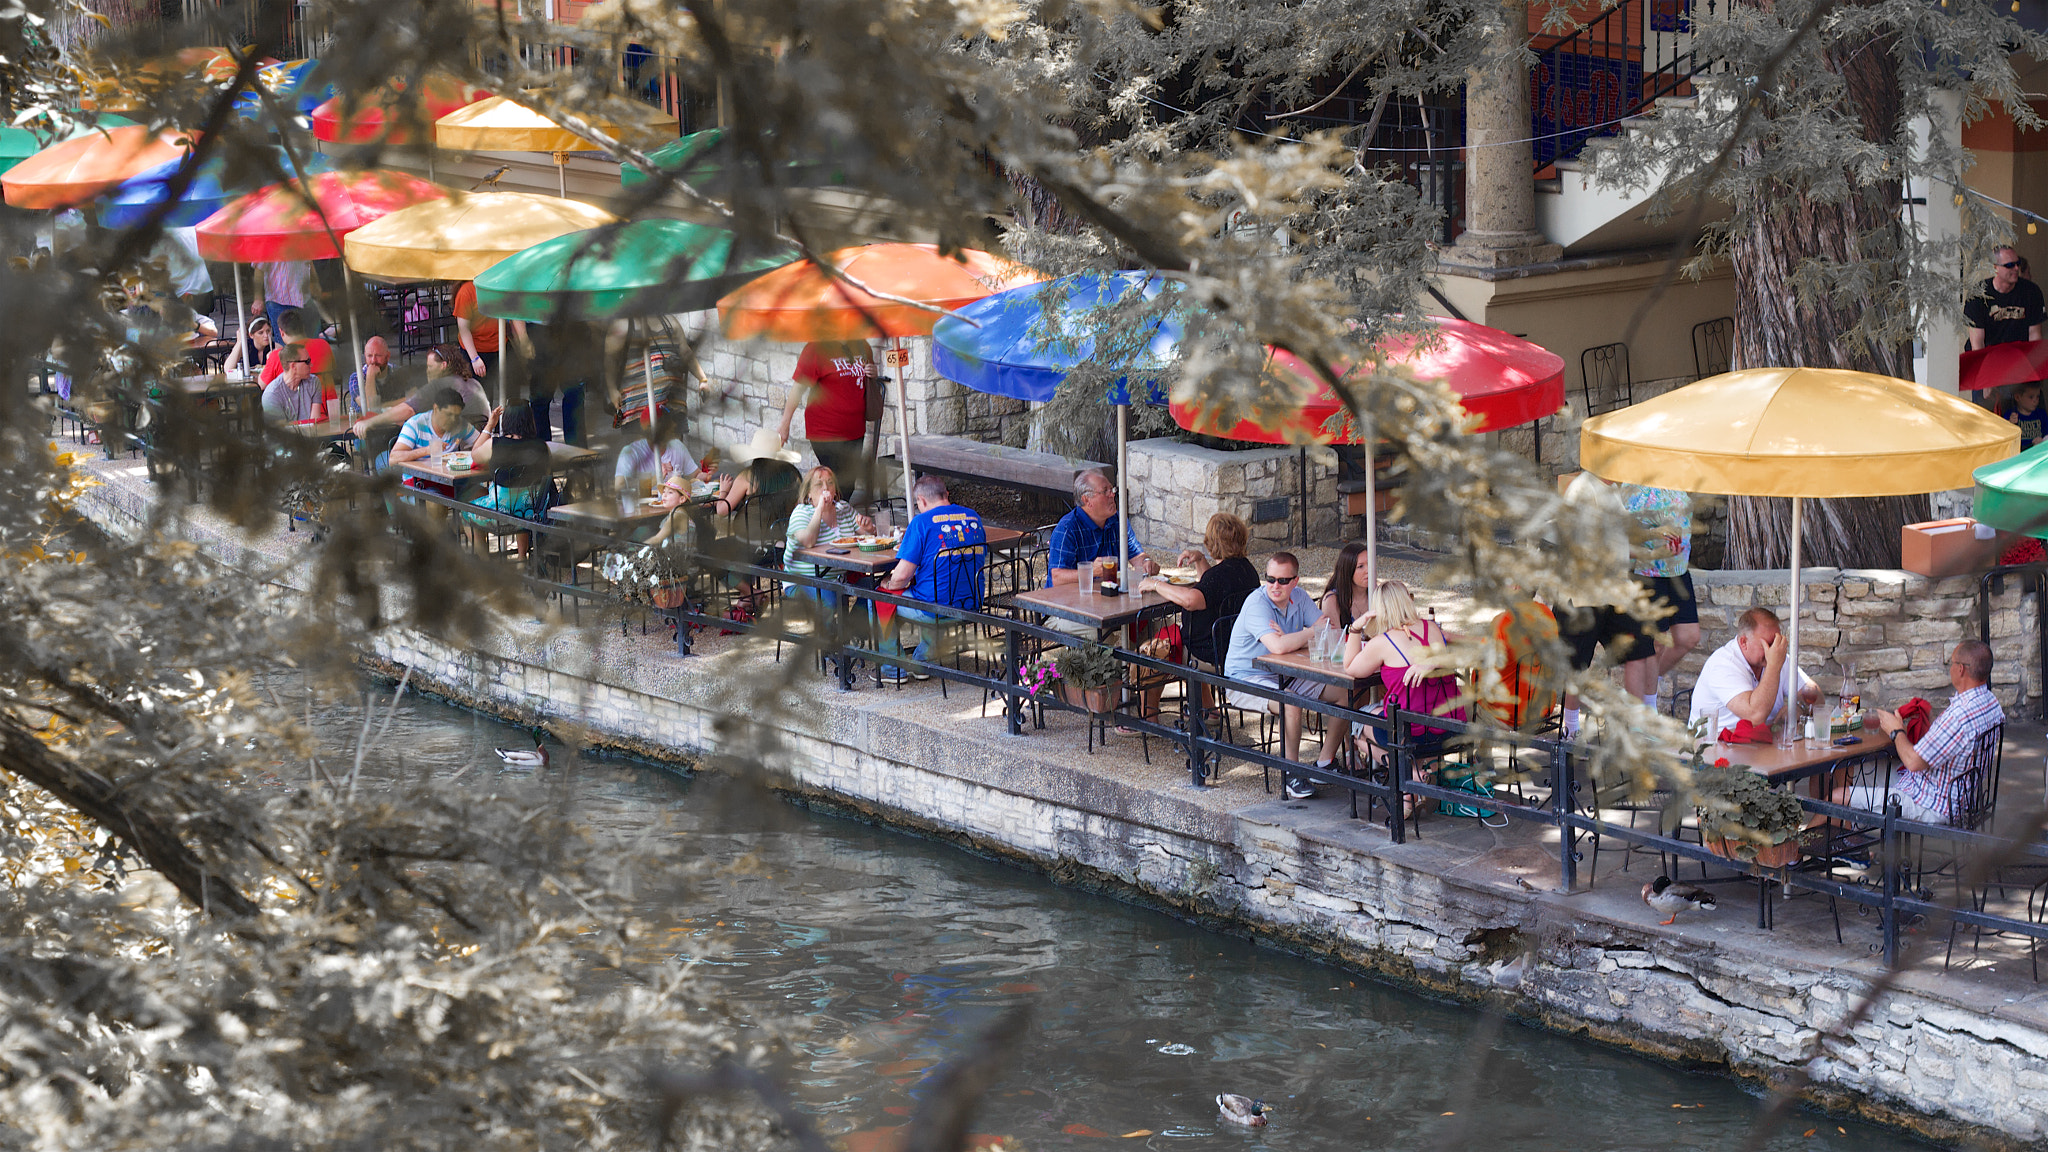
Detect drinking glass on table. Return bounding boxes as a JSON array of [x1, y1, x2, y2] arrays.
[[1096, 554, 1119, 589]]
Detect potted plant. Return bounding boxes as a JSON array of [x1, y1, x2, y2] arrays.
[[1019, 655, 1062, 700], [1053, 643, 1123, 714], [1691, 754, 1805, 868]]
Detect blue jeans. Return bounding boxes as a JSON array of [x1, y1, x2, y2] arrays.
[[785, 582, 844, 612], [528, 383, 586, 446], [881, 605, 940, 675], [264, 300, 301, 343]]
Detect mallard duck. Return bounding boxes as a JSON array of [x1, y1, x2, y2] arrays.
[[1642, 875, 1716, 925], [495, 743, 548, 768], [1215, 1094, 1270, 1127]]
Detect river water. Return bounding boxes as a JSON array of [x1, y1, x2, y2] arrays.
[[329, 687, 1927, 1152]]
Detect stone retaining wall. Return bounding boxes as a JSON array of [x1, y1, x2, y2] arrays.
[[69, 459, 2048, 1151], [1124, 438, 1345, 550], [1673, 568, 2041, 715]]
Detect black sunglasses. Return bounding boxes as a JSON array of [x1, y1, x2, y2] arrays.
[[1264, 573, 1298, 585], [2000, 261, 2022, 269]]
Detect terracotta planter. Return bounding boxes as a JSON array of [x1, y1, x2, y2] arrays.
[[1060, 682, 1116, 714], [1709, 835, 1801, 869]]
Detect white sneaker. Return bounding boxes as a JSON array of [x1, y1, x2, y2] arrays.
[[1284, 778, 1317, 801]]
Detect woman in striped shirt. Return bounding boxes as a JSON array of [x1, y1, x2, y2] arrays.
[[784, 466, 872, 606]]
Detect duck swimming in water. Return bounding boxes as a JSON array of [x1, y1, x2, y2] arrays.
[[1216, 1094, 1271, 1127], [494, 743, 548, 768], [1642, 875, 1716, 925]]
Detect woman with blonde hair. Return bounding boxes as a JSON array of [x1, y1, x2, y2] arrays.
[[1342, 580, 1466, 818], [783, 465, 872, 605]]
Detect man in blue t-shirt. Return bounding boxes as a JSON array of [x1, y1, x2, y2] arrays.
[[1223, 551, 1325, 799], [877, 475, 986, 683]]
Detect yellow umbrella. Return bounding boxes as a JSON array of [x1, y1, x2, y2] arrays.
[[340, 191, 620, 282], [1582, 367, 2017, 734], [434, 96, 678, 194], [342, 192, 619, 404]]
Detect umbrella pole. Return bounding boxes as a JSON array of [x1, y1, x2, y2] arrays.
[[1787, 495, 1804, 743], [1298, 446, 1309, 548], [554, 151, 568, 197], [343, 264, 364, 413], [1364, 411, 1377, 586], [1118, 401, 1130, 587], [643, 319, 656, 426], [894, 336, 915, 513], [232, 263, 249, 381]]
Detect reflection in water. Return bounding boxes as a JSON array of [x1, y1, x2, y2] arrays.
[[325, 687, 1926, 1152]]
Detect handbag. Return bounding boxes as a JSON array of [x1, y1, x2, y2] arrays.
[[1437, 763, 1502, 823]]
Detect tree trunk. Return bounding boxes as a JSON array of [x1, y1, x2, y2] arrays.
[[1723, 22, 1927, 570]]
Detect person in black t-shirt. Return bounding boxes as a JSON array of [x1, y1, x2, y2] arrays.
[[1137, 512, 1262, 669], [1966, 246, 2046, 349]]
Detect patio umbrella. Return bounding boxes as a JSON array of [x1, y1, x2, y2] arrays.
[[196, 168, 448, 381], [932, 271, 1177, 584], [435, 96, 678, 195], [1582, 367, 2017, 732], [620, 127, 855, 196], [101, 148, 330, 229], [236, 59, 334, 121], [310, 74, 487, 146], [2, 126, 193, 210], [475, 219, 794, 422], [1971, 442, 2048, 537], [344, 192, 621, 403], [1959, 340, 2048, 393], [717, 242, 1044, 507], [1170, 319, 1567, 576], [0, 114, 138, 175]]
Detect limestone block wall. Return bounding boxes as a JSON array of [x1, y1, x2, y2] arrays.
[[1123, 438, 1346, 552], [679, 311, 1034, 471], [1675, 568, 2040, 714]]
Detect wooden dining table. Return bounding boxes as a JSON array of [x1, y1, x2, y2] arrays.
[[792, 525, 1027, 579], [547, 496, 675, 535], [1713, 727, 1890, 787], [393, 441, 600, 488], [1008, 578, 1177, 633], [1253, 648, 1370, 694]]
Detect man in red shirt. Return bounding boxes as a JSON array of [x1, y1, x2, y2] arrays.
[[258, 309, 334, 387], [775, 339, 878, 498]]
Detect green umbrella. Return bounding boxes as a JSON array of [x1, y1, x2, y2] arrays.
[[619, 127, 854, 193], [472, 218, 797, 322], [0, 113, 137, 174], [1972, 441, 2048, 536]]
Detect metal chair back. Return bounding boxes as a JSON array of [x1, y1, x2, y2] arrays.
[[1948, 723, 2006, 834], [1579, 342, 1632, 416], [1692, 316, 1734, 379]]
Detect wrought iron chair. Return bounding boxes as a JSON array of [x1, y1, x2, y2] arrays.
[[1579, 342, 1633, 417]]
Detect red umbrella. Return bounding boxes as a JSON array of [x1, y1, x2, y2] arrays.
[[1170, 318, 1565, 443], [1959, 340, 2048, 392], [193, 169, 449, 262], [310, 75, 486, 145]]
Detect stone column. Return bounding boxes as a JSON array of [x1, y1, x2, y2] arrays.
[[1441, 0, 1563, 269]]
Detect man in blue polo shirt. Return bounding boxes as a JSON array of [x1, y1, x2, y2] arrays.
[[1045, 467, 1164, 637], [877, 475, 986, 683]]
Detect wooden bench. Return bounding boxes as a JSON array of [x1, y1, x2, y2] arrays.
[[891, 434, 1108, 497]]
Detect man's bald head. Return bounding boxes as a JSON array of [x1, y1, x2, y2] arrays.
[[364, 335, 390, 368]]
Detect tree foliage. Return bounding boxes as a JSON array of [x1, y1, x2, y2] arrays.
[[0, 0, 1898, 1144]]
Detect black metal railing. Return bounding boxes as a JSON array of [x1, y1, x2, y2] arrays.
[[286, 479, 2048, 976], [1260, 90, 1466, 245], [1532, 0, 1717, 169]]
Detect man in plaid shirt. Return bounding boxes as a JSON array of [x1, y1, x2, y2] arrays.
[[1835, 640, 2003, 824]]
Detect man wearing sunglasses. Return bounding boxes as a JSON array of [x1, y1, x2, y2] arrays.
[[1222, 552, 1326, 800], [1966, 246, 2044, 350]]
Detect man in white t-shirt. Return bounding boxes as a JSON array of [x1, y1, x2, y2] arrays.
[[1688, 606, 1820, 734]]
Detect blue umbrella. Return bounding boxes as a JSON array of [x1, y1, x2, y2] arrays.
[[932, 270, 1178, 404], [933, 271, 1183, 585], [235, 59, 334, 121], [100, 149, 328, 229]]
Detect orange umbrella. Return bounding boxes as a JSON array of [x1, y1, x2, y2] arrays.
[[310, 74, 487, 145], [717, 243, 1042, 341], [718, 243, 1044, 505], [2, 126, 193, 210]]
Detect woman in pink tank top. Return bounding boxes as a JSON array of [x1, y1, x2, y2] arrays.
[[1342, 580, 1465, 817]]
